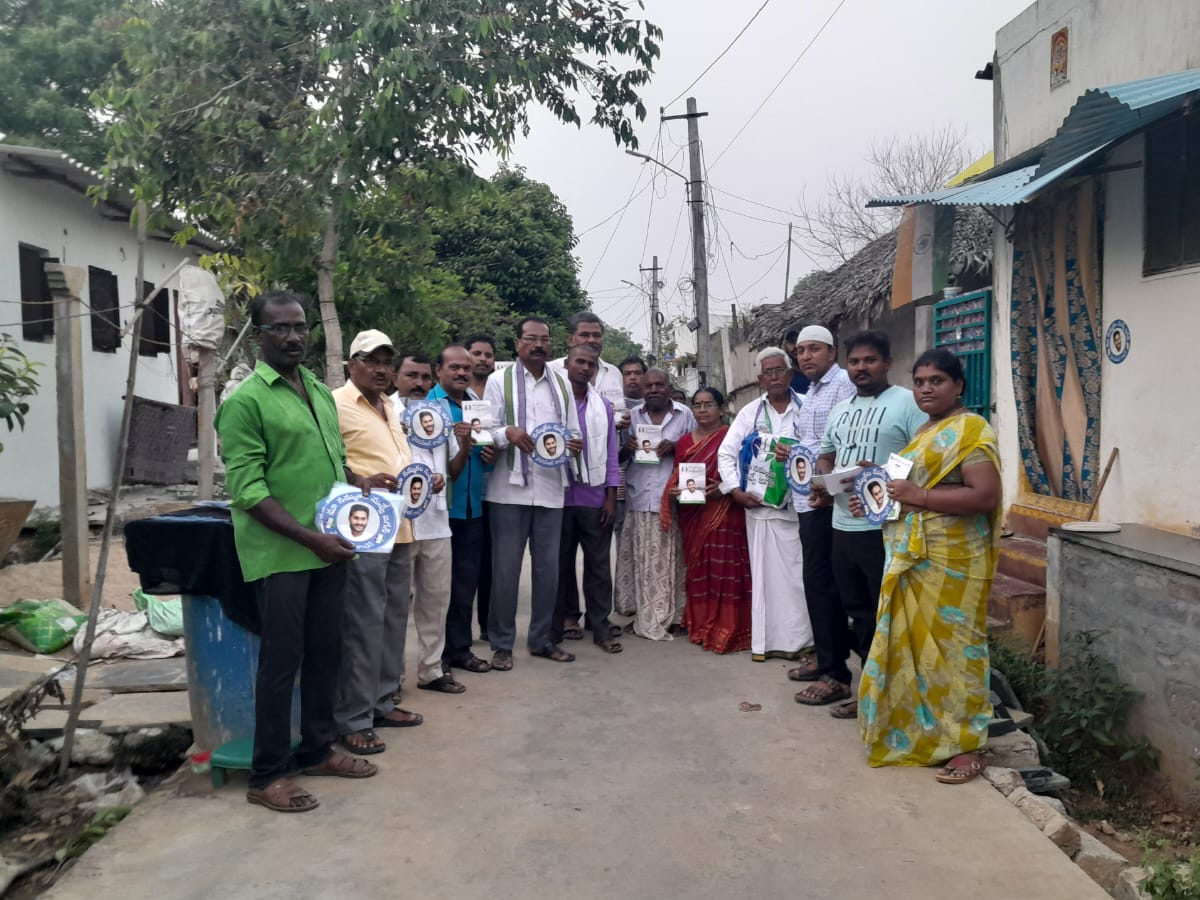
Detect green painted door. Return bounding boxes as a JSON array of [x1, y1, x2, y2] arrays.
[[933, 289, 991, 420]]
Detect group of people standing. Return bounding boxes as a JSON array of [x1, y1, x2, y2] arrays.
[[214, 289, 1002, 814]]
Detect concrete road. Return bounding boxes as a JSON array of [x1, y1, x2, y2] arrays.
[[44, 608, 1107, 900]]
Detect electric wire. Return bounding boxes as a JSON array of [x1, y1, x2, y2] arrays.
[[661, 0, 774, 110]]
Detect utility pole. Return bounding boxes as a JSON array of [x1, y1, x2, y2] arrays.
[[640, 256, 661, 360], [784, 222, 794, 303], [662, 97, 710, 385]]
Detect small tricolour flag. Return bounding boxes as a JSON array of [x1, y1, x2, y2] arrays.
[[892, 204, 955, 308]]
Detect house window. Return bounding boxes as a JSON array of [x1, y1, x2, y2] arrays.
[[1144, 113, 1200, 275], [18, 244, 53, 341], [137, 280, 170, 356], [88, 266, 121, 352]]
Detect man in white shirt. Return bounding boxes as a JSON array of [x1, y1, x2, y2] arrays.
[[717, 348, 814, 662], [393, 352, 471, 695], [484, 317, 582, 670], [786, 325, 858, 707], [549, 311, 624, 400]]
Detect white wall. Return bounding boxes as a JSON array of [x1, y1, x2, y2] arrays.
[[996, 0, 1200, 161], [0, 173, 192, 507]]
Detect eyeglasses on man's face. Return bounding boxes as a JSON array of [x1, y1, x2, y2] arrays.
[[519, 335, 551, 345], [352, 354, 397, 371], [256, 322, 310, 336]]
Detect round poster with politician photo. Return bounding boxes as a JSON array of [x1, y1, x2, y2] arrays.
[[530, 422, 572, 468], [317, 486, 400, 552], [853, 466, 895, 526], [397, 463, 435, 520], [402, 399, 452, 450], [785, 444, 817, 496]]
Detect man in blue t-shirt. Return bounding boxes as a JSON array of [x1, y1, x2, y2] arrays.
[[814, 330, 927, 720]]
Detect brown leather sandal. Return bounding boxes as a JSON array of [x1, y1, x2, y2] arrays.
[[246, 777, 319, 812], [794, 675, 852, 706], [301, 751, 378, 778]]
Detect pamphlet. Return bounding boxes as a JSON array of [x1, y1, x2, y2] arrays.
[[462, 400, 494, 445], [811, 465, 863, 496], [884, 452, 913, 480], [635, 424, 663, 464], [678, 462, 707, 505]]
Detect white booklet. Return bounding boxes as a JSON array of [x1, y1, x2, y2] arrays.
[[462, 400, 493, 445], [884, 452, 913, 480], [678, 462, 707, 504], [635, 424, 662, 464], [812, 465, 863, 495]]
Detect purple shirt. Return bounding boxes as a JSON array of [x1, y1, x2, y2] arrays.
[[563, 393, 620, 509]]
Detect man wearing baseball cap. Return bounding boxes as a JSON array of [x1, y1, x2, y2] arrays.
[[332, 329, 421, 757], [785, 325, 857, 708]]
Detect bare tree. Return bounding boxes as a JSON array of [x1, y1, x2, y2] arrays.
[[795, 126, 979, 267]]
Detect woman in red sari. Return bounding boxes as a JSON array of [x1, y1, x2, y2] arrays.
[[661, 387, 753, 653]]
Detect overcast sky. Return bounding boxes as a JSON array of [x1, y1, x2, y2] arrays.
[[483, 0, 1031, 347]]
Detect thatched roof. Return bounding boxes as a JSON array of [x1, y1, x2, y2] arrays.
[[746, 206, 993, 347]]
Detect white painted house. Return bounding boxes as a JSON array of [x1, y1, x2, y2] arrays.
[[0, 145, 216, 508]]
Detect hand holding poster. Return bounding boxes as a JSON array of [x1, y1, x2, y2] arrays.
[[677, 462, 707, 504], [635, 424, 662, 464], [397, 463, 434, 519], [531, 422, 572, 468], [853, 466, 896, 526], [316, 484, 400, 552], [402, 399, 452, 449], [461, 400, 494, 445]]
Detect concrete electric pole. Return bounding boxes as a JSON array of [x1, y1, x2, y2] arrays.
[[641, 256, 661, 360]]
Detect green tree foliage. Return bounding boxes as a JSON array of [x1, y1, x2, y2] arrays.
[[100, 0, 661, 381], [0, 0, 127, 167], [0, 332, 40, 453]]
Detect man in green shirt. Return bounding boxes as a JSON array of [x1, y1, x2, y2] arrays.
[[215, 290, 390, 812]]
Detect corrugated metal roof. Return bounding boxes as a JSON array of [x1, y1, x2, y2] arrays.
[[869, 67, 1200, 209], [0, 144, 223, 250]]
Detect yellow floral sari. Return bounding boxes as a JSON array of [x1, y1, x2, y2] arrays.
[[859, 412, 1001, 767]]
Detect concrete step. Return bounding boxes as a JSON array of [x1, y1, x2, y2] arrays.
[[998, 534, 1048, 588], [1007, 504, 1077, 540], [989, 572, 1046, 650]]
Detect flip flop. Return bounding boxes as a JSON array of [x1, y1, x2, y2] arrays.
[[563, 626, 584, 640], [246, 777, 318, 813], [595, 639, 623, 654], [794, 675, 851, 706], [301, 752, 378, 778], [491, 650, 513, 671], [787, 657, 821, 682], [829, 698, 859, 719], [339, 728, 386, 755], [529, 646, 575, 662], [451, 655, 492, 673], [935, 753, 984, 785], [373, 707, 424, 727], [418, 675, 466, 694]]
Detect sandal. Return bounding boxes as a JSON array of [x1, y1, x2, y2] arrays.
[[529, 645, 575, 663], [246, 777, 319, 813], [491, 650, 513, 671], [339, 728, 386, 755], [667, 624, 687, 636], [373, 707, 424, 727], [301, 751, 378, 778], [418, 675, 466, 694], [452, 655, 492, 674], [787, 657, 821, 682], [595, 639, 623, 654], [563, 624, 584, 641], [935, 753, 984, 785], [829, 698, 859, 719], [794, 675, 852, 706]]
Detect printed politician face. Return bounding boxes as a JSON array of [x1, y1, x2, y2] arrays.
[[418, 411, 437, 437], [641, 439, 652, 452], [686, 479, 697, 492], [348, 505, 370, 537], [793, 458, 808, 482], [542, 435, 559, 457], [408, 477, 425, 506], [1112, 330, 1123, 354], [868, 480, 887, 512], [471, 418, 482, 432]]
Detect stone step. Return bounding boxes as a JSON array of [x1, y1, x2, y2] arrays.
[[1007, 504, 1077, 540], [998, 534, 1048, 588], [989, 572, 1046, 650]]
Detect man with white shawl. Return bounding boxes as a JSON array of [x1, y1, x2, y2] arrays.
[[483, 317, 583, 670], [717, 348, 814, 661], [551, 345, 623, 654]]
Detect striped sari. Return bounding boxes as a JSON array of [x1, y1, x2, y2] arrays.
[[859, 412, 1001, 767]]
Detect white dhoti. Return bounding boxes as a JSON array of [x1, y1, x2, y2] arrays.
[[745, 509, 812, 658]]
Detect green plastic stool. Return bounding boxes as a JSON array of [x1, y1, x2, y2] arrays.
[[209, 737, 299, 787]]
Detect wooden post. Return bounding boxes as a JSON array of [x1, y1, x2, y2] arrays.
[[44, 262, 90, 609], [196, 346, 216, 500]]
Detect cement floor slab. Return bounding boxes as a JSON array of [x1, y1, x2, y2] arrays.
[[42, 628, 1109, 900], [85, 658, 187, 693], [87, 690, 192, 733]]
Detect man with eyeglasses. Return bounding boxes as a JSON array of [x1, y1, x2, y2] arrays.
[[215, 293, 387, 812], [483, 316, 582, 670], [331, 330, 421, 757], [717, 347, 814, 662]]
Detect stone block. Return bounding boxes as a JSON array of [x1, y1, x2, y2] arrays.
[[983, 765, 1024, 796], [1040, 811, 1081, 856], [1071, 831, 1129, 891], [1112, 867, 1148, 900], [988, 729, 1041, 768]]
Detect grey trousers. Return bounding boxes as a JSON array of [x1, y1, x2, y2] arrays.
[[487, 502, 563, 654], [334, 543, 413, 734]]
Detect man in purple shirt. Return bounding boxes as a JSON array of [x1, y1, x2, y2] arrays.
[[552, 345, 623, 654]]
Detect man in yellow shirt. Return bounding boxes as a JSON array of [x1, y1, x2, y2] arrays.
[[332, 329, 423, 756]]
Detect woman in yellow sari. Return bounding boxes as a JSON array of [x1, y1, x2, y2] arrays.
[[855, 348, 1001, 784]]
